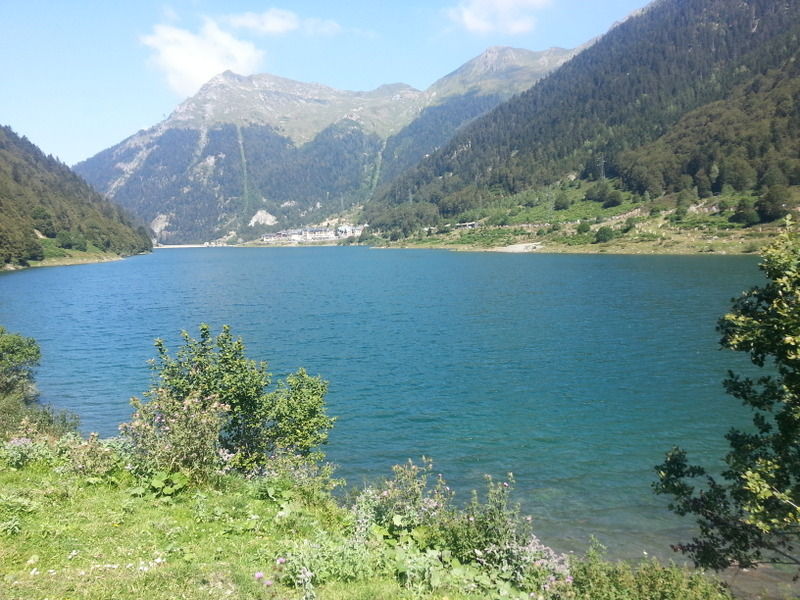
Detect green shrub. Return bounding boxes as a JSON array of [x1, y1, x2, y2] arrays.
[[0, 435, 56, 469], [121, 325, 335, 477], [352, 458, 453, 541], [594, 226, 615, 243], [570, 545, 732, 600], [120, 389, 229, 482], [0, 326, 77, 440], [57, 432, 127, 479]]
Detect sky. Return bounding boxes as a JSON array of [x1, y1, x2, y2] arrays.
[[1, 0, 648, 166]]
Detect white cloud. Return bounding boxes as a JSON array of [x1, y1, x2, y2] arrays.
[[302, 17, 342, 36], [228, 8, 299, 34], [446, 0, 552, 35], [226, 8, 342, 36], [141, 18, 264, 97]]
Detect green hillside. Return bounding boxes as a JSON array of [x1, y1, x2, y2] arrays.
[[368, 0, 800, 236], [0, 125, 151, 267]]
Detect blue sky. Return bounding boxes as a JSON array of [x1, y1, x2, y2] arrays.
[[2, 0, 647, 165]]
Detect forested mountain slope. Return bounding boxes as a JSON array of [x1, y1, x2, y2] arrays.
[[616, 55, 800, 197], [372, 0, 800, 228], [0, 126, 151, 266]]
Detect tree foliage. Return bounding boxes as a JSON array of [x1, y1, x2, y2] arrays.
[[0, 125, 151, 265], [0, 326, 76, 440], [655, 222, 800, 571], [125, 325, 335, 474]]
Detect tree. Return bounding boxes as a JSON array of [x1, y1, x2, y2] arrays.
[[593, 226, 615, 244], [0, 326, 75, 439], [730, 199, 760, 227], [0, 325, 40, 399], [655, 222, 800, 571], [602, 190, 624, 208], [131, 324, 335, 472], [554, 191, 572, 211], [756, 185, 791, 223]]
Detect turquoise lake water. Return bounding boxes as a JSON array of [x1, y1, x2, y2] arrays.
[[0, 247, 762, 559]]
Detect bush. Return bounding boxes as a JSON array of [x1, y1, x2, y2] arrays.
[[1, 435, 56, 469], [120, 325, 335, 478], [0, 326, 77, 440], [352, 458, 452, 540], [554, 192, 572, 210], [602, 190, 624, 208], [571, 545, 731, 600], [58, 432, 127, 478], [120, 390, 228, 481], [594, 226, 615, 243]]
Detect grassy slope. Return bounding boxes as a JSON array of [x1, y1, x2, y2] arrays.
[[1, 466, 420, 600], [0, 463, 741, 600], [2, 238, 123, 271], [386, 183, 793, 254]]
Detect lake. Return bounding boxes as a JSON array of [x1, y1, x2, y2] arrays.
[[0, 246, 762, 559]]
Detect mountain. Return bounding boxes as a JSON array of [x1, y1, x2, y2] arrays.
[[427, 46, 578, 100], [371, 0, 800, 230], [74, 47, 573, 244], [0, 125, 151, 267], [378, 46, 577, 185]]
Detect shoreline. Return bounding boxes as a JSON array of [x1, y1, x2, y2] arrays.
[[380, 241, 760, 256], [2, 253, 122, 272]]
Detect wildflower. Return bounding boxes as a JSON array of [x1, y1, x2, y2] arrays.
[[255, 572, 265, 580], [276, 557, 286, 565], [264, 579, 274, 586]]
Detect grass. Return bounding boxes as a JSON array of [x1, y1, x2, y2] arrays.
[[29, 238, 121, 268], [0, 451, 745, 600], [0, 465, 479, 600]]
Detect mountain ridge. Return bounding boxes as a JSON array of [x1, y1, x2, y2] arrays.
[[74, 45, 574, 243]]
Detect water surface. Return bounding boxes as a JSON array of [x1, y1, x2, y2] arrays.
[[0, 247, 761, 558]]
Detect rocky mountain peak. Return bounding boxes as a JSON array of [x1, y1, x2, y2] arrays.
[[426, 45, 576, 100]]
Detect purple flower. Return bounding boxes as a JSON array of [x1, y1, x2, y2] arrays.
[[254, 571, 264, 580], [276, 557, 286, 565], [8, 437, 32, 446]]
